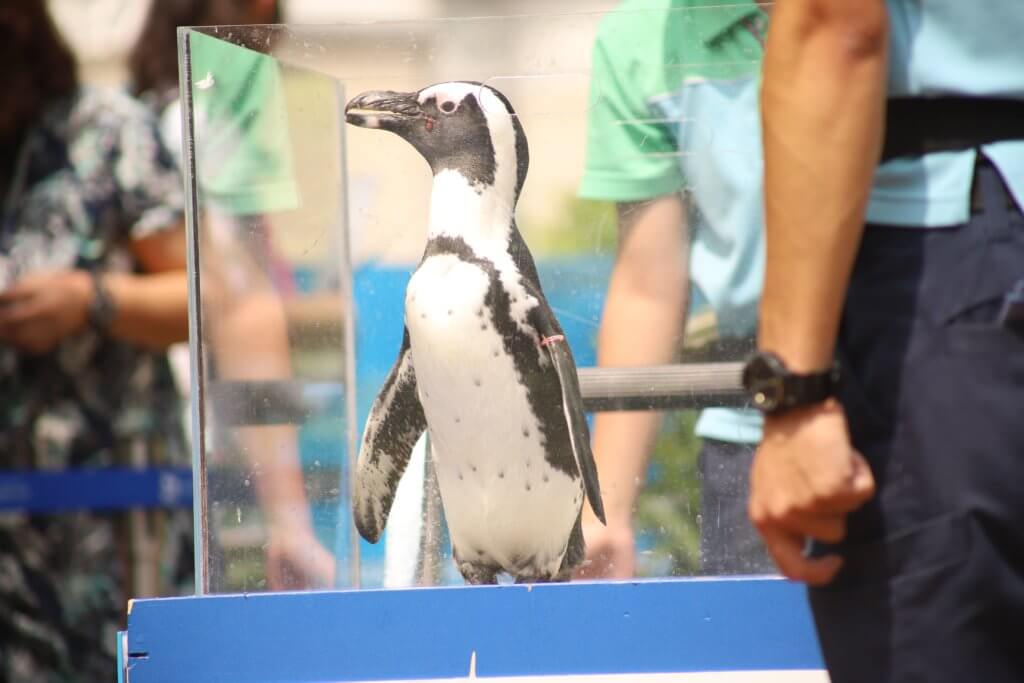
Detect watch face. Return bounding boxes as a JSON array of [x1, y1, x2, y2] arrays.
[[742, 352, 785, 411]]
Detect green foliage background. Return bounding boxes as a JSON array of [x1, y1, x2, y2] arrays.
[[635, 411, 704, 577], [523, 197, 619, 256]]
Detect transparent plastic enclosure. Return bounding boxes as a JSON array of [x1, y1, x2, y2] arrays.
[[179, 4, 774, 595]]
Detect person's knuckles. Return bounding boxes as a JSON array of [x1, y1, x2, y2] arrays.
[[25, 340, 53, 355], [809, 458, 856, 491], [747, 497, 763, 526], [806, 474, 871, 511], [769, 549, 808, 582], [782, 555, 839, 585], [851, 458, 877, 495], [807, 558, 843, 586], [749, 496, 781, 530], [826, 479, 875, 511], [809, 518, 846, 543], [802, 569, 835, 587], [777, 512, 837, 541], [772, 490, 821, 522], [786, 562, 817, 583]]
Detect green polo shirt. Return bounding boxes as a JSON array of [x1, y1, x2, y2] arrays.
[[581, 0, 766, 445], [580, 0, 763, 202], [186, 31, 300, 216]]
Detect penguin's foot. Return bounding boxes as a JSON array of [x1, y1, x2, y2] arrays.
[[513, 571, 570, 585], [455, 554, 500, 585]]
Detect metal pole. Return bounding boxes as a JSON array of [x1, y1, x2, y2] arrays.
[[208, 361, 748, 425]]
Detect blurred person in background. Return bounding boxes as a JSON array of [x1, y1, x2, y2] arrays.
[[129, 0, 336, 590], [577, 0, 773, 579], [0, 1, 190, 679]]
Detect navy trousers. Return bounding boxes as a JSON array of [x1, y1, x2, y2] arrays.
[[809, 161, 1024, 682], [698, 439, 774, 575]]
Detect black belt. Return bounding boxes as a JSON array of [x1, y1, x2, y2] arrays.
[[882, 97, 1023, 212], [881, 97, 1024, 162]]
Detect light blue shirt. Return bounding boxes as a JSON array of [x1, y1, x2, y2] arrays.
[[651, 76, 764, 444], [869, 0, 1024, 226]]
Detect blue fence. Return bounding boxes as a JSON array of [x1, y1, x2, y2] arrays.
[[0, 467, 192, 513]]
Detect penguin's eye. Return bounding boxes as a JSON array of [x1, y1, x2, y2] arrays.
[[439, 100, 456, 114]]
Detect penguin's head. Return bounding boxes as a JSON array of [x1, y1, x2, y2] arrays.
[[346, 81, 529, 197]]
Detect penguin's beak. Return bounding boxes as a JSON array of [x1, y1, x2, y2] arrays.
[[345, 90, 422, 131]]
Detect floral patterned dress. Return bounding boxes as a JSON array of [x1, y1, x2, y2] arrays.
[[0, 87, 192, 683]]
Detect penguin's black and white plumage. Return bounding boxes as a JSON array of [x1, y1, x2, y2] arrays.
[[346, 81, 605, 584]]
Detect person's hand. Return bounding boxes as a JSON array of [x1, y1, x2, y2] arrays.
[[264, 519, 337, 591], [576, 513, 636, 580], [749, 398, 875, 586], [0, 270, 92, 354]]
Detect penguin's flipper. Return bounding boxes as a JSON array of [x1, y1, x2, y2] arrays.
[[353, 329, 427, 543], [527, 304, 607, 526]]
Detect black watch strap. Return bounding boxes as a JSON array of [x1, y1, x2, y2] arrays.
[[777, 365, 841, 413], [87, 270, 117, 333], [743, 351, 841, 415]]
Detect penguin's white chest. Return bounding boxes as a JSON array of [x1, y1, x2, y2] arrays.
[[405, 254, 582, 577]]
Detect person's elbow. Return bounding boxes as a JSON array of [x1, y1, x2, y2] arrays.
[[611, 197, 688, 301], [612, 248, 687, 304], [786, 0, 889, 62]]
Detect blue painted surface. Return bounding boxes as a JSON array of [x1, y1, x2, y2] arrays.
[[117, 631, 127, 683], [0, 467, 192, 513], [126, 578, 822, 682]]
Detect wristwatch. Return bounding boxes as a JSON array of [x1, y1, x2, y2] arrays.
[[742, 350, 841, 415], [87, 269, 117, 333]]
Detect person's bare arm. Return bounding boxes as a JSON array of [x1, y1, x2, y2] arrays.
[[0, 225, 188, 353], [212, 290, 336, 589], [579, 194, 688, 578], [749, 0, 888, 585], [759, 0, 889, 370], [112, 225, 190, 346], [203, 216, 336, 590]]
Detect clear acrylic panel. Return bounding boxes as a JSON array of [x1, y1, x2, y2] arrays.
[[179, 4, 774, 594], [179, 29, 355, 594]]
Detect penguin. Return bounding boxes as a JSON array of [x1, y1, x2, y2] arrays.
[[346, 81, 606, 584]]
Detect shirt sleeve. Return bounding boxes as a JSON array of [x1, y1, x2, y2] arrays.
[[112, 96, 187, 241], [578, 13, 684, 203], [190, 32, 300, 216]]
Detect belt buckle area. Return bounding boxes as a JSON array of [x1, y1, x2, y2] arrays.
[[970, 155, 1017, 215]]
